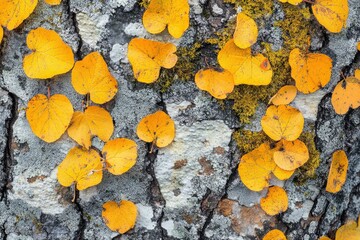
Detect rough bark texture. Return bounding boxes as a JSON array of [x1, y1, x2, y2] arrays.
[[0, 0, 359, 239]]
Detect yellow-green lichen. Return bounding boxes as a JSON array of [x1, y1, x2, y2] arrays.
[[205, 19, 236, 50], [138, 0, 150, 8], [224, 0, 274, 20], [233, 130, 271, 154]]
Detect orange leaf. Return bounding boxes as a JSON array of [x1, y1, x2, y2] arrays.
[[67, 106, 114, 149], [331, 77, 360, 115], [26, 94, 73, 143], [0, 0, 38, 30], [71, 52, 118, 104], [335, 217, 360, 240], [289, 48, 332, 94], [136, 110, 175, 148], [263, 229, 287, 240], [269, 85, 297, 106], [23, 27, 75, 79], [0, 27, 3, 44], [102, 200, 137, 234], [102, 138, 138, 175], [127, 38, 178, 83], [260, 186, 288, 216], [357, 43, 360, 51], [273, 139, 309, 171], [312, 0, 348, 33], [142, 0, 189, 38], [319, 236, 332, 240], [261, 105, 304, 141], [355, 69, 360, 80], [45, 0, 61, 5], [195, 69, 234, 99], [326, 150, 348, 193], [278, 0, 302, 5], [57, 147, 103, 190], [218, 39, 273, 85], [233, 12, 258, 49]]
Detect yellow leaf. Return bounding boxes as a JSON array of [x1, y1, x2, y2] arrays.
[[127, 38, 178, 83], [260, 186, 288, 216], [67, 106, 114, 149], [263, 229, 287, 240], [23, 27, 74, 79], [102, 138, 138, 175], [102, 200, 137, 234], [45, 0, 61, 5], [269, 85, 297, 106], [261, 105, 304, 141], [26, 94, 73, 143], [312, 0, 348, 33], [233, 12, 258, 49], [331, 77, 360, 115], [142, 0, 189, 38], [355, 69, 360, 80], [57, 147, 102, 190], [357, 43, 360, 51], [136, 110, 175, 148], [71, 52, 118, 104], [319, 237, 332, 240], [289, 48, 332, 94], [218, 39, 273, 86], [272, 164, 295, 181], [335, 217, 360, 240], [195, 69, 234, 99], [0, 0, 38, 30], [273, 139, 309, 171], [278, 0, 303, 5], [0, 27, 3, 44], [326, 150, 348, 193]]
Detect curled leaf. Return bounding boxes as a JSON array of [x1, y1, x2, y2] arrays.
[[0, 0, 38, 30], [195, 69, 234, 99], [233, 12, 258, 49], [260, 186, 288, 216], [102, 200, 137, 234], [331, 77, 360, 115], [269, 85, 297, 106], [326, 150, 348, 193]]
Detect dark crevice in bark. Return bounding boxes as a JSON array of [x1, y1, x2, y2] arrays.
[[73, 190, 86, 240], [1, 221, 7, 240], [1, 92, 18, 203], [65, 0, 83, 59]]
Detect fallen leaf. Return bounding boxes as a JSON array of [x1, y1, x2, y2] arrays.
[[312, 0, 348, 33], [319, 236, 332, 240], [26, 94, 73, 143], [57, 147, 102, 190], [136, 110, 175, 148], [263, 229, 287, 240], [23, 27, 75, 79], [45, 0, 61, 5], [355, 70, 360, 80], [260, 186, 288, 216], [326, 150, 348, 193], [102, 200, 137, 234], [218, 39, 273, 85], [127, 38, 178, 83], [71, 51, 118, 104], [195, 69, 234, 99], [261, 105, 304, 141], [0, 0, 38, 30], [274, 139, 309, 171], [0, 27, 3, 44], [142, 0, 189, 38], [269, 85, 297, 106], [335, 217, 360, 240], [102, 138, 138, 175], [278, 0, 302, 5], [331, 77, 360, 114], [233, 12, 258, 49], [289, 48, 332, 94]]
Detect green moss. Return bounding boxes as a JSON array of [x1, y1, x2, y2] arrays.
[[295, 130, 321, 184], [205, 19, 236, 50], [138, 0, 150, 8], [224, 0, 274, 19], [233, 130, 271, 154], [157, 42, 202, 92]]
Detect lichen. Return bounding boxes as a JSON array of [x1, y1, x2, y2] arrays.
[[205, 19, 236, 50], [233, 130, 270, 154], [138, 0, 150, 8], [224, 0, 274, 19]]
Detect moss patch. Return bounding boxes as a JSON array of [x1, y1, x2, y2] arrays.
[[138, 0, 150, 8], [233, 130, 270, 154], [224, 0, 274, 19]]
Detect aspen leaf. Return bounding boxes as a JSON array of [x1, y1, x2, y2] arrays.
[[194, 69, 234, 99], [261, 105, 304, 141], [319, 237, 332, 240], [0, 27, 3, 44], [272, 165, 295, 180], [142, 0, 189, 38], [45, 0, 61, 5], [128, 38, 178, 83], [137, 110, 175, 148], [26, 94, 73, 143], [278, 0, 302, 5], [0, 0, 38, 30], [263, 229, 287, 240], [57, 147, 102, 190], [331, 77, 360, 115], [269, 85, 297, 106], [71, 52, 118, 104], [233, 12, 258, 49], [102, 138, 138, 175], [274, 139, 309, 171], [357, 43, 360, 51], [312, 0, 348, 33], [335, 217, 360, 240], [326, 150, 348, 193], [355, 70, 360, 80], [289, 48, 332, 94], [102, 200, 137, 234], [23, 27, 75, 79], [218, 39, 273, 86], [260, 186, 288, 216], [67, 106, 114, 149]]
